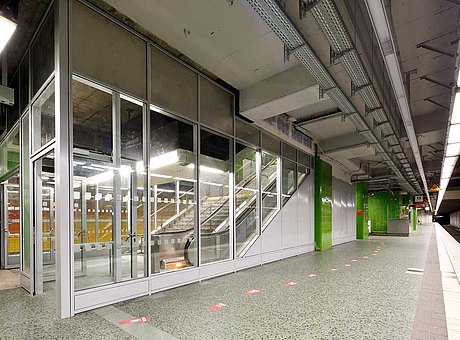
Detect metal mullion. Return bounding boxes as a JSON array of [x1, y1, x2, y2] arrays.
[[143, 103, 151, 279], [256, 149, 262, 238], [34, 158, 43, 295], [196, 125, 201, 268], [229, 139, 235, 261], [146, 40, 152, 281], [112, 92, 122, 283], [55, 0, 73, 318]]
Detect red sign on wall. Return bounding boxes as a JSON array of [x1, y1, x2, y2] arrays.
[[357, 210, 363, 216]]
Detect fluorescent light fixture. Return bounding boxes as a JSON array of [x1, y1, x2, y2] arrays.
[[448, 124, 460, 144], [73, 160, 86, 166], [150, 173, 172, 179], [187, 163, 225, 174], [443, 156, 458, 167], [452, 93, 460, 124], [440, 178, 449, 189], [150, 150, 179, 170], [446, 143, 460, 157], [0, 16, 17, 55]]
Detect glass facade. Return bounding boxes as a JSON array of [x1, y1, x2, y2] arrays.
[[150, 109, 197, 273], [2, 0, 315, 317], [199, 130, 232, 264]]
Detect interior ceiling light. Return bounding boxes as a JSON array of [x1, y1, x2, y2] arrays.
[[0, 15, 16, 55], [445, 143, 460, 157], [448, 124, 460, 144]]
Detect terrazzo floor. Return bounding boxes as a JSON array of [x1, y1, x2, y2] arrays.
[[0, 224, 434, 339]]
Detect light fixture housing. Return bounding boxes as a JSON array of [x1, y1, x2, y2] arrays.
[[0, 15, 17, 55]]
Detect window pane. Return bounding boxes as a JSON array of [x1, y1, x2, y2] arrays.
[[150, 109, 197, 273], [200, 77, 234, 135], [121, 98, 146, 279], [261, 152, 278, 226], [73, 81, 147, 290], [31, 80, 55, 153], [200, 130, 231, 264], [20, 53, 30, 114], [31, 9, 54, 96], [282, 159, 296, 205], [72, 1, 147, 99], [282, 143, 296, 162], [235, 118, 259, 145], [5, 125, 20, 174], [235, 143, 258, 256], [151, 47, 198, 120], [261, 132, 280, 155], [8, 74, 19, 130], [73, 79, 112, 155], [297, 164, 310, 187]]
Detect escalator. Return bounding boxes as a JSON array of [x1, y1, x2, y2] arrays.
[[151, 157, 279, 269]]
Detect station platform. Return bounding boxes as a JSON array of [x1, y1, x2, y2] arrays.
[[0, 223, 459, 339]]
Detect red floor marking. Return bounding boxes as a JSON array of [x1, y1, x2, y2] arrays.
[[306, 274, 317, 278], [363, 256, 369, 259], [328, 268, 339, 272], [343, 264, 351, 267], [282, 282, 298, 286], [244, 289, 260, 295], [118, 317, 151, 326], [351, 259, 358, 262], [207, 303, 227, 311]]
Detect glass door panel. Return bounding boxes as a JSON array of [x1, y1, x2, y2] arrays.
[[33, 150, 55, 295], [1, 173, 20, 269]]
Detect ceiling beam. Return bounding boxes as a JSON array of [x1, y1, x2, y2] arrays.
[[420, 75, 454, 90], [416, 43, 456, 58]]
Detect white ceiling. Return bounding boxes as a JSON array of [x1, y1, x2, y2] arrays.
[[104, 0, 299, 89]]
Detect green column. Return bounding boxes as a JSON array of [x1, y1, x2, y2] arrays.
[[314, 157, 332, 251], [368, 192, 389, 233], [412, 208, 417, 231], [356, 182, 368, 239]]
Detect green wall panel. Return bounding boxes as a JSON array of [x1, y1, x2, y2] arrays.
[[388, 192, 402, 220], [314, 157, 332, 251], [412, 208, 417, 231], [368, 191, 388, 232], [356, 182, 368, 239]]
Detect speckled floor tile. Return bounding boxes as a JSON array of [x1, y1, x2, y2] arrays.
[[0, 285, 132, 340], [0, 224, 434, 340], [113, 225, 433, 339]]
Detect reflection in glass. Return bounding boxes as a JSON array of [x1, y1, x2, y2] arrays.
[[31, 80, 55, 152], [200, 130, 231, 264], [235, 143, 259, 256], [282, 159, 297, 205], [261, 152, 278, 227], [150, 109, 197, 273]]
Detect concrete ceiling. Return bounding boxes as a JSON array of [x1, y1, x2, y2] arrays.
[[391, 0, 459, 200], [103, 0, 299, 89]]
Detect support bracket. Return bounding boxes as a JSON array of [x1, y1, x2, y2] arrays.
[[284, 44, 306, 62], [416, 43, 456, 58], [331, 47, 355, 64], [424, 98, 450, 111], [420, 76, 454, 90], [352, 82, 372, 96], [299, 0, 321, 19], [365, 105, 382, 117]]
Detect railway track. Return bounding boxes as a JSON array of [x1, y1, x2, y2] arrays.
[[443, 225, 460, 243]]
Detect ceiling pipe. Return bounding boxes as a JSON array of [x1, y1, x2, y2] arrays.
[[364, 0, 433, 210], [244, 0, 417, 193]]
